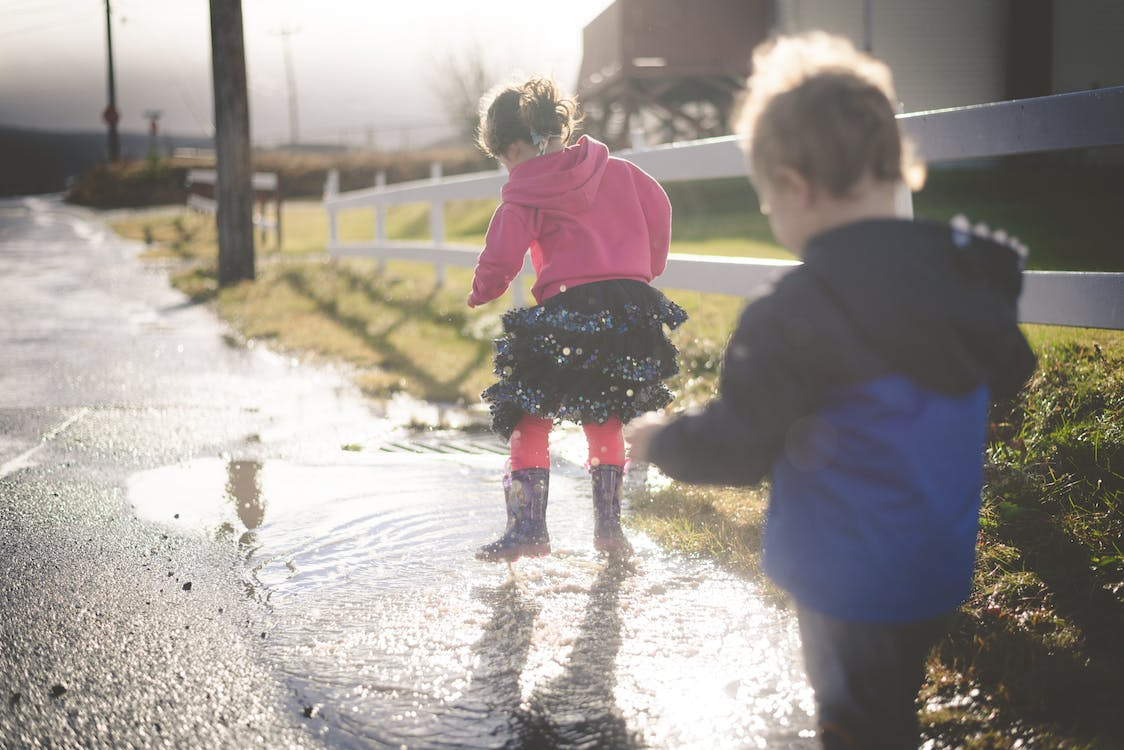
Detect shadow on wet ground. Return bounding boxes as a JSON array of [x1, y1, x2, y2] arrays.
[[519, 561, 640, 749]]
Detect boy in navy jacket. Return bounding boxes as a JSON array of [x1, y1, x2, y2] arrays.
[[627, 33, 1036, 749]]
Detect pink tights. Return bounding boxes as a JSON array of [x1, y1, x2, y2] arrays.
[[508, 414, 626, 471]]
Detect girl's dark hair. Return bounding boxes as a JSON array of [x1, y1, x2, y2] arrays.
[[476, 75, 582, 159]]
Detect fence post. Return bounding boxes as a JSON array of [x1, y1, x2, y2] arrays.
[[429, 161, 446, 286], [274, 175, 283, 252], [325, 169, 339, 248], [895, 181, 914, 219], [256, 192, 267, 248], [375, 170, 387, 273]]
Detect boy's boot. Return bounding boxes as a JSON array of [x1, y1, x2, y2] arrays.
[[591, 464, 633, 556], [476, 468, 551, 562]]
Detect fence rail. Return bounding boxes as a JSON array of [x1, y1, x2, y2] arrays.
[[188, 169, 284, 248], [324, 86, 1124, 329]]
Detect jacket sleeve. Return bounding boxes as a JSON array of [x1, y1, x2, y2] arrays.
[[647, 273, 829, 485], [633, 167, 672, 278], [968, 238, 1038, 401], [469, 204, 534, 306]]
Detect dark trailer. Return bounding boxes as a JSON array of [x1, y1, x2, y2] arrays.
[[577, 0, 770, 148]]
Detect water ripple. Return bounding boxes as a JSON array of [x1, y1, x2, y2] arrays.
[[127, 448, 817, 748]]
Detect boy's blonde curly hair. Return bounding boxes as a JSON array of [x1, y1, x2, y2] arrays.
[[734, 32, 925, 196]]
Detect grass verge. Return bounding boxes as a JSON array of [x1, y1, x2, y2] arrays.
[[113, 210, 500, 404], [112, 190, 1122, 748]]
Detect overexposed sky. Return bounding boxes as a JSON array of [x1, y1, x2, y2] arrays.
[[0, 0, 613, 146]]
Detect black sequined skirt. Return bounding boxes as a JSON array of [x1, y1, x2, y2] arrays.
[[482, 279, 688, 439]]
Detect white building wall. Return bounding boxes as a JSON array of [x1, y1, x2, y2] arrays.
[[1052, 0, 1124, 93], [773, 0, 1007, 112]]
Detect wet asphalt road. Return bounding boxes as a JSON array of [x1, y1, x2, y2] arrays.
[[0, 197, 815, 750], [0, 196, 345, 748]]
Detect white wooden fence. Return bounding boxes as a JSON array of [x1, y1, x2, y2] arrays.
[[324, 86, 1124, 329]]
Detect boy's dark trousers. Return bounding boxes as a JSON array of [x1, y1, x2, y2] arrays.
[[797, 605, 954, 749]]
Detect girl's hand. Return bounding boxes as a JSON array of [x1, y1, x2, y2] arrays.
[[625, 412, 669, 463], [466, 293, 477, 309]]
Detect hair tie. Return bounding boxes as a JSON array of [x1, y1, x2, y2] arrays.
[[530, 130, 561, 155]]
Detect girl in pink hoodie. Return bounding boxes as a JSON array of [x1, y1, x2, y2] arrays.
[[468, 75, 687, 562]]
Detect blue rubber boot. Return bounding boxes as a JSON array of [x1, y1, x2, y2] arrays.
[[592, 464, 633, 556], [476, 468, 551, 562]]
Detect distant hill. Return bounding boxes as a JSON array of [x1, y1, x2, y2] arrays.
[[0, 127, 213, 197]]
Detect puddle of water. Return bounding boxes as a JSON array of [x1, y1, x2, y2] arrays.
[[127, 450, 817, 749], [128, 455, 490, 593]]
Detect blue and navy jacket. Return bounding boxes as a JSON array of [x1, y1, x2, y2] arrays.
[[648, 219, 1036, 623]]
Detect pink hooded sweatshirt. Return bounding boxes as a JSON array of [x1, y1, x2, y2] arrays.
[[468, 136, 671, 306]]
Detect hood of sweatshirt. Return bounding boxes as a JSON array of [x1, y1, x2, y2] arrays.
[[801, 218, 1037, 399], [501, 135, 610, 213]]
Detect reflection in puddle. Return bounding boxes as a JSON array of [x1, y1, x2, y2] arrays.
[[128, 458, 267, 546], [127, 453, 816, 748], [220, 460, 264, 545]]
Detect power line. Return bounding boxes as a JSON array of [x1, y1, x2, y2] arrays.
[[269, 24, 302, 145], [1, 3, 74, 18], [0, 16, 89, 41]]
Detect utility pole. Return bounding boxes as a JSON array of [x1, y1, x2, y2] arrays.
[[271, 25, 302, 147], [863, 0, 873, 52], [102, 0, 120, 161], [209, 0, 255, 285]]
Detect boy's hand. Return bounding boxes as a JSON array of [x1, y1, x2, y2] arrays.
[[625, 412, 670, 463]]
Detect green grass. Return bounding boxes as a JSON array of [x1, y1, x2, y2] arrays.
[[216, 259, 499, 403], [112, 207, 503, 403], [666, 158, 1124, 271], [926, 329, 1124, 748], [911, 154, 1124, 272]]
